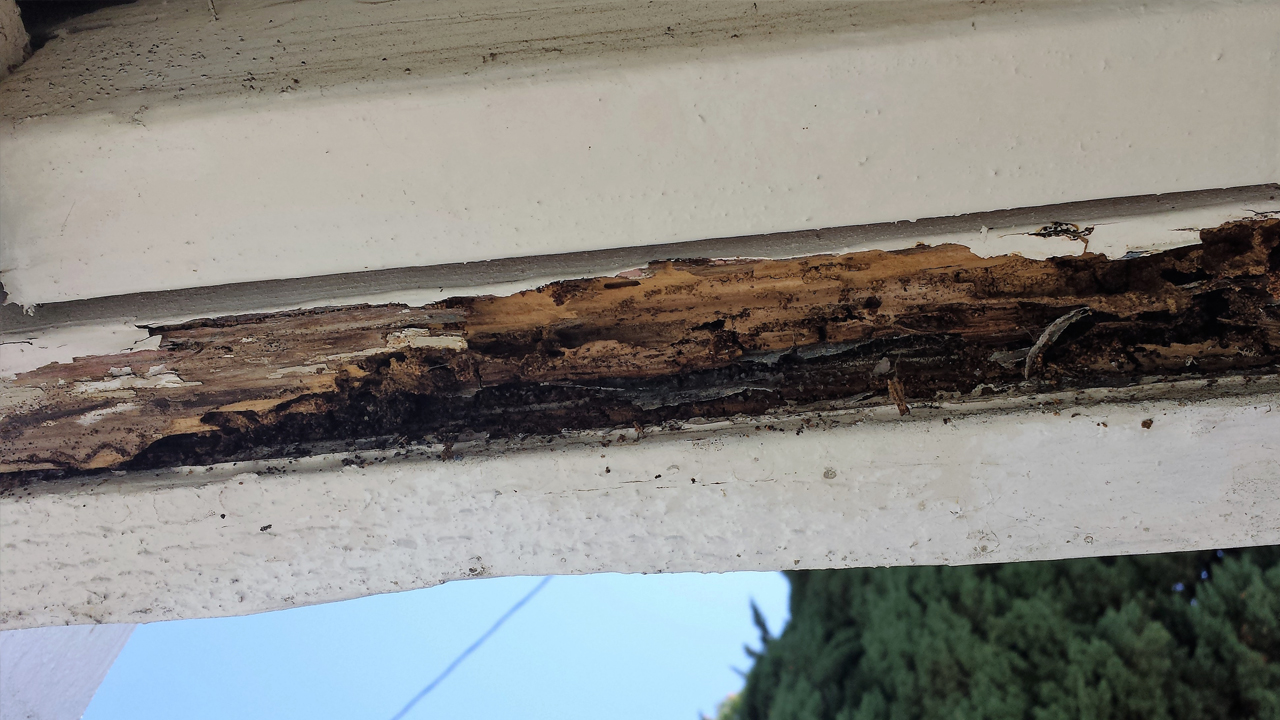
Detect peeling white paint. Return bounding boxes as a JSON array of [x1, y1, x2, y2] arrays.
[[266, 364, 330, 379], [322, 349, 386, 362], [387, 329, 467, 351], [320, 329, 467, 362], [72, 369, 199, 397], [4, 381, 1278, 629], [0, 324, 157, 380], [75, 403, 139, 426]]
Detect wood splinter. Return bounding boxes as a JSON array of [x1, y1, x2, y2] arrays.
[[887, 378, 910, 416], [1025, 307, 1093, 380]]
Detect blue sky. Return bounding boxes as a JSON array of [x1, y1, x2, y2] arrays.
[[85, 571, 791, 720]]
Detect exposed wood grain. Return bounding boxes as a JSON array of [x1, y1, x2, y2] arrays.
[[3, 218, 1278, 478]]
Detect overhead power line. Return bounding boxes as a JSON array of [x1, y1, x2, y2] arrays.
[[388, 576, 553, 720]]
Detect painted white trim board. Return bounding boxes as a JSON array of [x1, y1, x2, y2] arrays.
[[0, 624, 134, 720], [2, 0, 1277, 306]]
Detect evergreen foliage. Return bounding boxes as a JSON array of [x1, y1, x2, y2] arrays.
[[734, 548, 1280, 720]]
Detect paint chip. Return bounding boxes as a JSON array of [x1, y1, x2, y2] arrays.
[[76, 403, 139, 425], [72, 371, 200, 396], [267, 364, 329, 379], [387, 328, 467, 351]]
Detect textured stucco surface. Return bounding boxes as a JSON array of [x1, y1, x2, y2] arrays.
[[3, 383, 1278, 629]]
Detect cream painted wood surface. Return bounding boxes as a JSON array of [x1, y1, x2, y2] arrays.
[[2, 0, 1277, 305]]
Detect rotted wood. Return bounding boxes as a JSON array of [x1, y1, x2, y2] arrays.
[[2, 218, 1278, 480]]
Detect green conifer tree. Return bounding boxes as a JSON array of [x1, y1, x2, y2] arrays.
[[733, 548, 1280, 720]]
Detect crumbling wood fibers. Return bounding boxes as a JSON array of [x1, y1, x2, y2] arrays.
[[3, 218, 1278, 478]]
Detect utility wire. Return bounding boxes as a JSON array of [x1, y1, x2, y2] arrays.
[[389, 576, 553, 720]]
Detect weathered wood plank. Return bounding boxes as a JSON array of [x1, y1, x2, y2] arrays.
[[2, 218, 1278, 478]]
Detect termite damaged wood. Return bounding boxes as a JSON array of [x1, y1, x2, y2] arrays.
[[2, 217, 1278, 483]]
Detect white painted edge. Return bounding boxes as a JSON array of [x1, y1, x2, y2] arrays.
[[0, 623, 134, 719], [240, 195, 1280, 310], [4, 378, 1277, 629], [2, 1, 1277, 305]]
